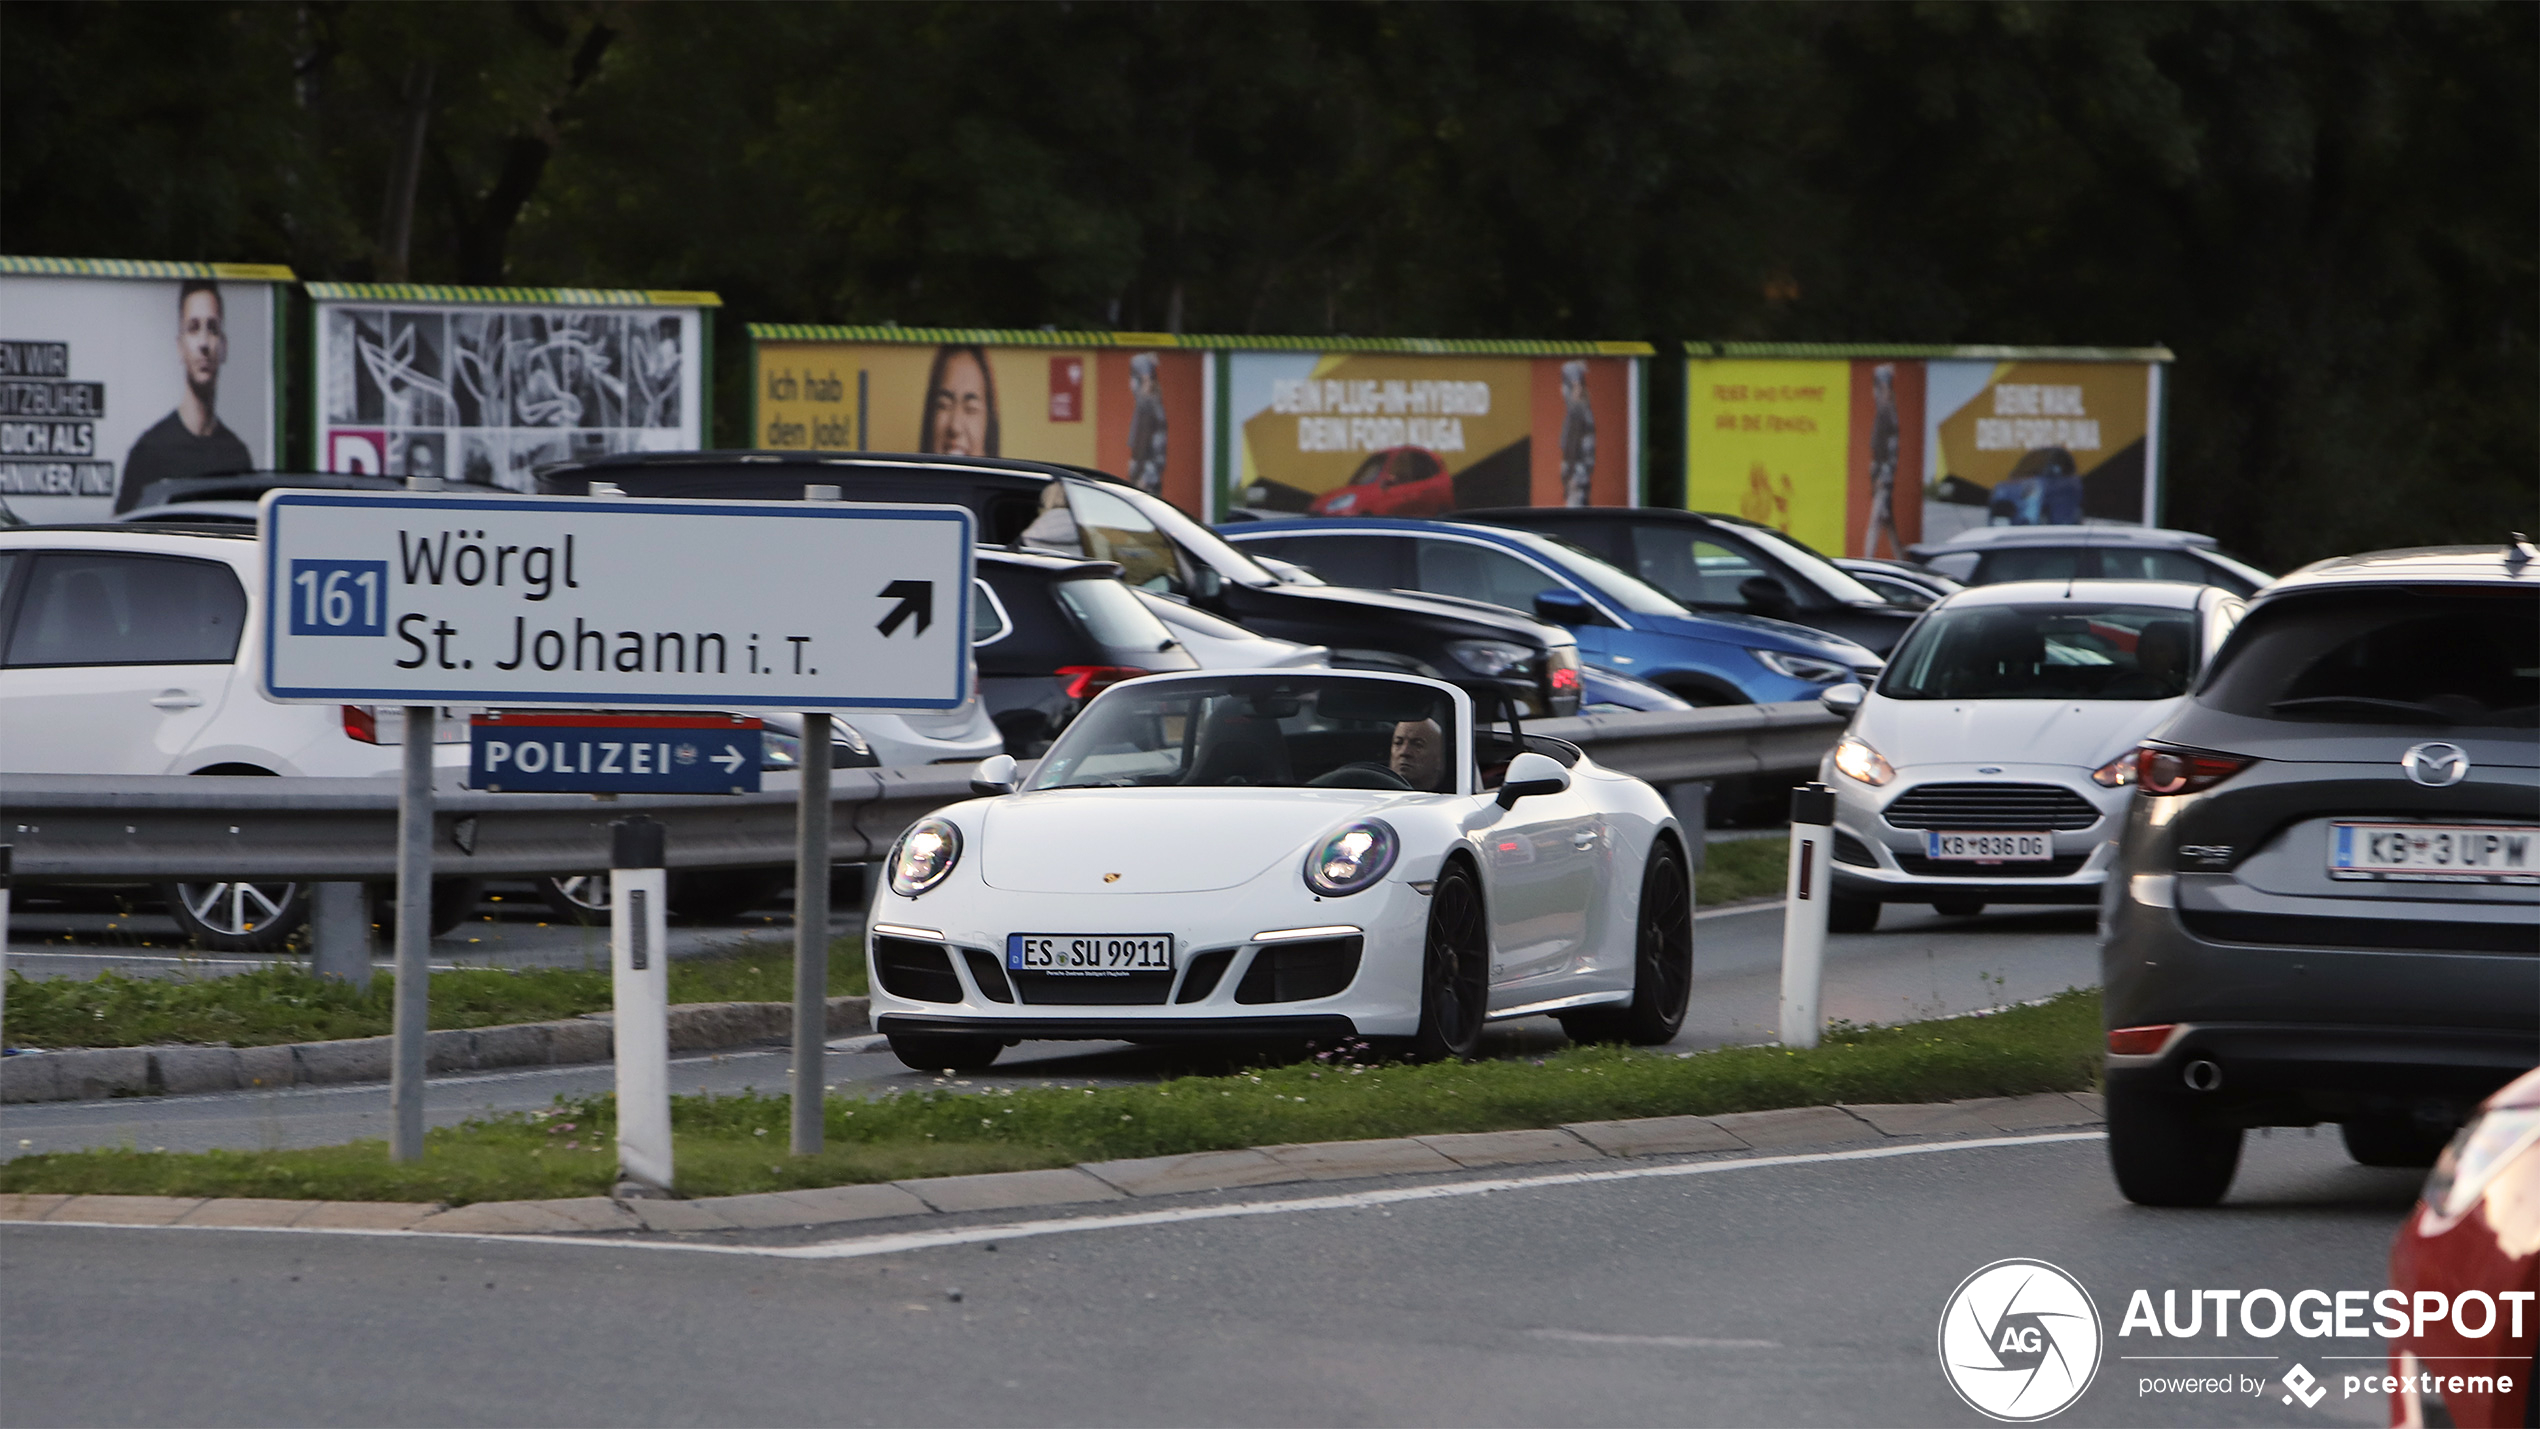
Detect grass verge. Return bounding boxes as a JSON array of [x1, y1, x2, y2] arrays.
[[0, 936, 867, 1051], [1694, 834, 1787, 906], [0, 988, 2100, 1204]]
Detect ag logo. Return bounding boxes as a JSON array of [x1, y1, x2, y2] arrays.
[[1938, 1258, 2102, 1421]]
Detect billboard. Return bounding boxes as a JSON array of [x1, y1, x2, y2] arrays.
[[0, 257, 291, 522], [312, 283, 716, 492], [1224, 346, 1644, 520], [750, 328, 1212, 518], [1684, 345, 2170, 559]]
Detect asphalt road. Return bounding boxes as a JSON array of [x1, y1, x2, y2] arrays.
[[1, 900, 2099, 1160], [0, 1128, 2421, 1427]]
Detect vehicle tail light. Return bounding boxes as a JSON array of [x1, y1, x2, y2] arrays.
[[1549, 665, 1582, 695], [342, 705, 380, 743], [1057, 665, 1145, 701], [2107, 1024, 2178, 1056], [2135, 745, 2252, 796]]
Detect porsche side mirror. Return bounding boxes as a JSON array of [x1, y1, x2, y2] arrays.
[[1819, 682, 1866, 716], [970, 753, 1019, 797], [1496, 750, 1571, 808], [1532, 588, 1595, 626]]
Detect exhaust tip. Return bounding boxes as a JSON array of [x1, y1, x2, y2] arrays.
[[2182, 1059, 2224, 1093]]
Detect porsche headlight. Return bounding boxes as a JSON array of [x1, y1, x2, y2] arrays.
[[1831, 735, 1894, 787], [2421, 1106, 2540, 1222], [1303, 819, 1399, 897], [888, 817, 963, 898]]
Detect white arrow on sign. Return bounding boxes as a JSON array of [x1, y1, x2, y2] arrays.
[[714, 744, 748, 774]]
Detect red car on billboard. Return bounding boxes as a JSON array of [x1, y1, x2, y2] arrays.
[[2386, 1063, 2540, 1427], [1308, 446, 1453, 517]]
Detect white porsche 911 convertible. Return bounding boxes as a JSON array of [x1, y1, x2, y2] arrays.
[[866, 670, 1694, 1070]]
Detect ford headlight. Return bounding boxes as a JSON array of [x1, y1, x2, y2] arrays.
[[1303, 819, 1399, 897], [1445, 638, 1535, 679], [1832, 735, 1894, 787], [888, 817, 963, 897], [1752, 648, 1853, 684]]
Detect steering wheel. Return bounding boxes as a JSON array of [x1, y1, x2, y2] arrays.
[[1307, 762, 1414, 791]]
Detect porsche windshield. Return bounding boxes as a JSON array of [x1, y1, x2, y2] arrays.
[[1026, 675, 1460, 792], [1879, 603, 2200, 701]]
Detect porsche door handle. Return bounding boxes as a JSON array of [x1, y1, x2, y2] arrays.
[[150, 690, 204, 710]]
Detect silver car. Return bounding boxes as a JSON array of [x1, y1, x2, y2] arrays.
[[1818, 580, 2245, 931]]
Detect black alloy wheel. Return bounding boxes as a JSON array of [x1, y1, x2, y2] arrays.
[[1560, 841, 1694, 1046], [1828, 895, 1881, 934], [2339, 1116, 2450, 1168], [887, 1031, 1005, 1072], [1406, 862, 1490, 1061], [1930, 894, 1987, 917]]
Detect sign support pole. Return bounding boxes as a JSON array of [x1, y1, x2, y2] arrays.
[[390, 702, 434, 1162], [611, 817, 673, 1192], [792, 714, 831, 1156], [1779, 782, 1835, 1051]]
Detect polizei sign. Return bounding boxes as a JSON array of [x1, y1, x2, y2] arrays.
[[259, 489, 974, 709]]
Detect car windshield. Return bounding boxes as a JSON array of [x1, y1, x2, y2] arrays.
[[1027, 674, 1461, 793], [1737, 526, 1891, 605], [1522, 534, 1690, 616], [2199, 589, 2539, 728], [1879, 602, 2201, 701]]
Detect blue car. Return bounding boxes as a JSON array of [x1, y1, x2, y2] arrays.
[[1220, 517, 1883, 705]]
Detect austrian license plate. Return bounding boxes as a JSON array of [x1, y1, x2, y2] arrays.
[[1006, 933, 1176, 974], [1924, 832, 2053, 862], [2330, 823, 2540, 884]]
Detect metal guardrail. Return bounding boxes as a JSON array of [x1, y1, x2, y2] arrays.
[[0, 702, 1841, 884]]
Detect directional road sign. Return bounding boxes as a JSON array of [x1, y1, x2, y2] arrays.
[[468, 713, 764, 794], [259, 490, 974, 710]]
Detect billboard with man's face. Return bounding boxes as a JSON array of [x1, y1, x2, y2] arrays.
[[0, 258, 290, 522], [1224, 349, 1641, 520], [312, 284, 714, 491], [750, 332, 1211, 517], [1683, 347, 2169, 558]]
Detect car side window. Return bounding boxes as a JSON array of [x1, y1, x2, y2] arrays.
[[1976, 547, 2086, 584], [1386, 450, 1442, 487], [1411, 537, 1563, 614], [1243, 534, 1408, 590], [1062, 483, 1183, 595], [1629, 529, 1766, 606], [2095, 548, 2215, 585], [971, 579, 1011, 646], [4, 552, 248, 667]]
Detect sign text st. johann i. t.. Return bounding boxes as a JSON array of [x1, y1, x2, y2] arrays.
[[257, 485, 975, 1167]]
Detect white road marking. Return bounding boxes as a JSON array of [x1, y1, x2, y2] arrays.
[[1527, 1329, 1783, 1349], [10, 1131, 2103, 1254]]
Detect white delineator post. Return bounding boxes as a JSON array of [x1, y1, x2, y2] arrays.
[[1779, 782, 1837, 1050], [1, 846, 12, 1044], [610, 815, 673, 1193]]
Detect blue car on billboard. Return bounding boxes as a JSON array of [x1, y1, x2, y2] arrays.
[[1219, 516, 1883, 705]]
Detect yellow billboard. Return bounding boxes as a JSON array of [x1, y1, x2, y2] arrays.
[[1684, 359, 1852, 555]]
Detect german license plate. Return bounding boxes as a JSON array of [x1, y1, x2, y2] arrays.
[[1924, 832, 2052, 862], [2330, 823, 2540, 884], [1007, 933, 1175, 973]]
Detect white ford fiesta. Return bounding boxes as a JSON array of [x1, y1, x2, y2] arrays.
[[866, 669, 1693, 1070], [1818, 579, 2245, 931]]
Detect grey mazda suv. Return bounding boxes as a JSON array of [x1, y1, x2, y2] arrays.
[[2100, 540, 2539, 1205]]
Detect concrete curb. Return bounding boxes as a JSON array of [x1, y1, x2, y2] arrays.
[[0, 1090, 2106, 1236], [0, 996, 870, 1104]]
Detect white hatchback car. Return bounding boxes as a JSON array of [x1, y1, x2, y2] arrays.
[[1818, 579, 2244, 931], [867, 669, 1692, 1070]]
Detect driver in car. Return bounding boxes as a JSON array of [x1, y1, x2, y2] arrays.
[[1390, 718, 1446, 791]]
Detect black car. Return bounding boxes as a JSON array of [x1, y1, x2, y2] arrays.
[[1459, 507, 1918, 654], [2099, 541, 2540, 1207], [973, 549, 1199, 755], [539, 452, 1583, 719]]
